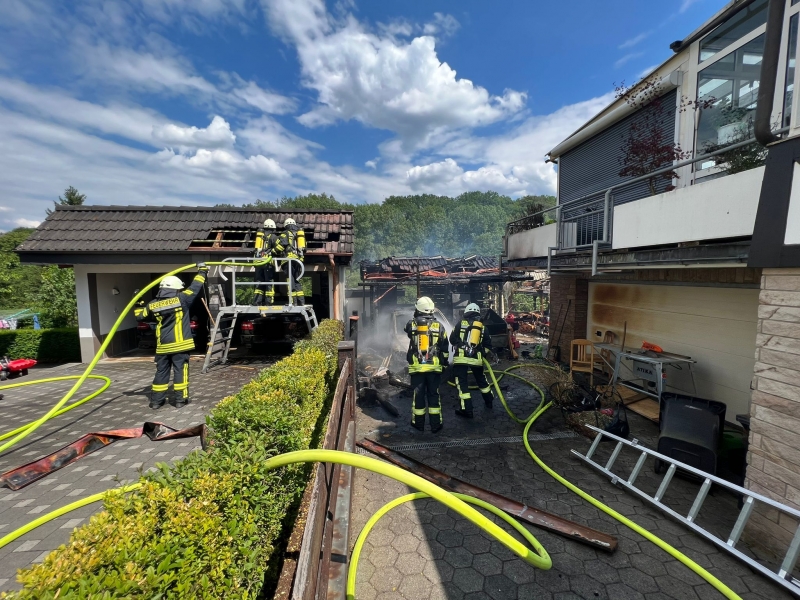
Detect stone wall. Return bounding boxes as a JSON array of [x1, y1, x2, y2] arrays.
[[548, 273, 588, 361], [745, 268, 800, 557]]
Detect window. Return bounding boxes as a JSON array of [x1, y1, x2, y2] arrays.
[[696, 34, 765, 168], [785, 14, 799, 128], [699, 0, 768, 62]]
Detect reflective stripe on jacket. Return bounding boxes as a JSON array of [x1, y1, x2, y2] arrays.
[[254, 228, 279, 261], [136, 272, 206, 354], [276, 228, 304, 260]]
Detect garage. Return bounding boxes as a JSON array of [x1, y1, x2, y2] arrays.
[[587, 281, 759, 418]]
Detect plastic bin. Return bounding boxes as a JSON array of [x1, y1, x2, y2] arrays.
[[659, 392, 726, 436], [657, 399, 720, 476]]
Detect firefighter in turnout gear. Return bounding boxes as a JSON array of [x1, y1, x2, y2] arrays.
[[135, 264, 208, 409], [404, 296, 449, 433], [276, 217, 306, 305], [450, 303, 494, 418], [252, 218, 279, 306]]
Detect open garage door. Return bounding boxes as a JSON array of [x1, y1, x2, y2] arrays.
[[587, 282, 759, 418]]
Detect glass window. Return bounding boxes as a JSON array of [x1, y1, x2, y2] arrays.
[[699, 0, 768, 63], [696, 34, 765, 168], [784, 14, 798, 128]]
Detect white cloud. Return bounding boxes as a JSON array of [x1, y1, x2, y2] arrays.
[[15, 218, 41, 227], [615, 52, 644, 69], [619, 31, 650, 50], [407, 158, 463, 190], [153, 116, 236, 149], [263, 0, 525, 145], [232, 81, 296, 114], [156, 148, 289, 181], [680, 0, 700, 14], [237, 116, 323, 161], [365, 159, 377, 169], [406, 158, 525, 195], [423, 13, 460, 37]]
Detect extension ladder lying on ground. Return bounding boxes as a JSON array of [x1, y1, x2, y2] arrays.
[[573, 426, 800, 596]]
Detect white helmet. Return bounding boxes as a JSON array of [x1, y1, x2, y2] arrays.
[[284, 218, 296, 227], [263, 218, 276, 229], [465, 303, 481, 315], [415, 296, 435, 315], [160, 275, 185, 290]]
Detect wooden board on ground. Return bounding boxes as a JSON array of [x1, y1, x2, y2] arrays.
[[597, 384, 660, 422]]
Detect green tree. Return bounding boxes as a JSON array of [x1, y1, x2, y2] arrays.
[[35, 266, 78, 327], [0, 228, 41, 310], [46, 186, 86, 216]]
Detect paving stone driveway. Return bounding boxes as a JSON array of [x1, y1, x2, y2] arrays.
[[351, 360, 795, 600], [0, 355, 269, 593]]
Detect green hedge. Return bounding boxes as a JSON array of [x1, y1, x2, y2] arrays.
[[6, 319, 343, 599], [0, 328, 80, 363]]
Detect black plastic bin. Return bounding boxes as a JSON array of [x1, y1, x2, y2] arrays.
[[656, 394, 726, 477]]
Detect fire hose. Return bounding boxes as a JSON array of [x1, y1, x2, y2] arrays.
[[0, 262, 740, 599]]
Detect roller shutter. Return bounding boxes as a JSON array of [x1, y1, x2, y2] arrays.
[[587, 281, 758, 417]]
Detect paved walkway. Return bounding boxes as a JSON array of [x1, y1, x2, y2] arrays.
[[0, 356, 268, 593], [351, 359, 794, 600]]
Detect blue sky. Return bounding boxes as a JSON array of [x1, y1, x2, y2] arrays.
[[0, 0, 727, 230]]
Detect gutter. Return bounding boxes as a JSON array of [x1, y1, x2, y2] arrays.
[[669, 0, 759, 53]]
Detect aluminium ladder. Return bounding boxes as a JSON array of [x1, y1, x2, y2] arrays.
[[573, 425, 800, 596]]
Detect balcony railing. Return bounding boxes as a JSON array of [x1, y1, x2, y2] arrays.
[[504, 127, 788, 274]]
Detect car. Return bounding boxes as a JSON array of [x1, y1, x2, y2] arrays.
[[136, 316, 201, 350], [240, 313, 309, 349]]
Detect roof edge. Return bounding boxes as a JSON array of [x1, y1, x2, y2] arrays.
[[51, 205, 354, 214]]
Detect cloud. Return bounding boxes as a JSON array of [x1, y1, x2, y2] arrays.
[[156, 148, 290, 181], [423, 13, 460, 37], [153, 116, 236, 149], [407, 158, 463, 190], [15, 218, 41, 228], [365, 159, 377, 169], [263, 0, 525, 145], [619, 31, 650, 49], [232, 81, 296, 114], [615, 52, 644, 68], [406, 158, 525, 195], [680, 0, 700, 13]]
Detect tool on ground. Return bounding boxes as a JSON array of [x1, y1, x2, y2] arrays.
[[548, 299, 570, 362], [0, 422, 207, 490], [358, 438, 618, 551], [572, 425, 800, 596]]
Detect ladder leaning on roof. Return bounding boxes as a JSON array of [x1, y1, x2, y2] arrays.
[[573, 426, 800, 596], [201, 258, 318, 374]]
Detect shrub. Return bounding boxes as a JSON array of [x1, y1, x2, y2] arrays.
[[0, 328, 80, 363], [6, 319, 343, 599]]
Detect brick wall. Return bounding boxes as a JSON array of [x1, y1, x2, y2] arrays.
[[549, 273, 588, 361], [744, 268, 800, 558]]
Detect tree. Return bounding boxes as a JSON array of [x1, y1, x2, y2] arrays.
[[0, 228, 41, 309], [35, 266, 77, 327], [46, 186, 86, 216]]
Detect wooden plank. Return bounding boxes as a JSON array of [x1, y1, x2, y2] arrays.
[[625, 397, 660, 422]]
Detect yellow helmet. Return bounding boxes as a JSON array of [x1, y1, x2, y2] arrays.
[[283, 218, 296, 227], [263, 218, 276, 229], [160, 275, 185, 290], [415, 296, 435, 315]]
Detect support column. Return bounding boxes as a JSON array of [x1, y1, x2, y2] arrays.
[[74, 266, 98, 363]]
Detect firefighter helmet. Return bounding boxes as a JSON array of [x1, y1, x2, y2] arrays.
[[415, 296, 435, 315], [283, 218, 296, 227], [464, 303, 481, 316], [160, 275, 185, 290], [263, 218, 276, 229]]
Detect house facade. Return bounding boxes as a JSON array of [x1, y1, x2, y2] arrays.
[[503, 0, 800, 557], [16, 206, 353, 362]]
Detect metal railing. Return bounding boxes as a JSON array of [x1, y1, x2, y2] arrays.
[[217, 256, 305, 305], [505, 127, 790, 274]]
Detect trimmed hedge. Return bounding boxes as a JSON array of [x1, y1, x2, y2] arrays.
[[0, 328, 80, 363], [6, 319, 343, 599]]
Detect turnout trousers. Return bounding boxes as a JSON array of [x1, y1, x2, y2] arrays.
[[282, 260, 305, 305], [452, 364, 494, 415], [410, 371, 442, 431], [252, 263, 276, 305], [151, 352, 190, 407]]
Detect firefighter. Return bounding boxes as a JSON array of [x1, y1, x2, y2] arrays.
[[450, 303, 495, 418], [136, 264, 208, 409], [252, 218, 279, 306], [404, 296, 449, 433], [276, 217, 306, 305]]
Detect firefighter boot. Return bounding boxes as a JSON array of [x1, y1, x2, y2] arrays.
[[482, 392, 494, 409], [455, 408, 474, 418]]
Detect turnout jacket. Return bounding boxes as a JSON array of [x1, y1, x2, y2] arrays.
[[449, 317, 491, 366], [254, 228, 280, 262], [135, 272, 206, 354], [404, 316, 450, 373], [276, 227, 305, 260]]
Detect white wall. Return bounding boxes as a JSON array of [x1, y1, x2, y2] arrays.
[[785, 163, 800, 244], [613, 166, 764, 250], [506, 223, 557, 260], [95, 273, 153, 335]]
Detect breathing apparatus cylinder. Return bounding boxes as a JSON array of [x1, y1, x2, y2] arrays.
[[296, 229, 306, 253], [417, 323, 430, 354], [468, 321, 483, 346]]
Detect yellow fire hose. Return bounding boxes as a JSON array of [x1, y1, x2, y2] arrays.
[[0, 263, 741, 598]]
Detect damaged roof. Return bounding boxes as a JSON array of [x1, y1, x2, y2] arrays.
[[360, 255, 499, 280], [16, 205, 354, 257]]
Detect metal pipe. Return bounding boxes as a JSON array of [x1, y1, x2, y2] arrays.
[[592, 240, 599, 276], [755, 0, 786, 146]]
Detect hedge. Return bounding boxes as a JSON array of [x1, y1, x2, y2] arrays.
[[0, 328, 80, 363], [6, 319, 343, 599]]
